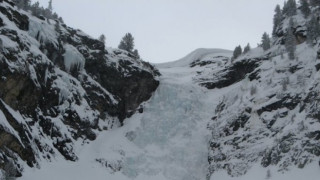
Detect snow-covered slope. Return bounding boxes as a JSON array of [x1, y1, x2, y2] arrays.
[[157, 48, 232, 68]]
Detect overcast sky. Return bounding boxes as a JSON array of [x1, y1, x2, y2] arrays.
[[32, 0, 285, 63]]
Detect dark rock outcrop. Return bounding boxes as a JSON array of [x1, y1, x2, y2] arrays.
[[199, 58, 261, 89]]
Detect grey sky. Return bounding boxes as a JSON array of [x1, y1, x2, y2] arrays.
[[33, 0, 285, 63]]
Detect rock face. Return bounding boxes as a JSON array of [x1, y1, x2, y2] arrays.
[[204, 7, 320, 179], [0, 0, 159, 176]]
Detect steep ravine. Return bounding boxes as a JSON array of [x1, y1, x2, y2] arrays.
[[20, 52, 228, 180]]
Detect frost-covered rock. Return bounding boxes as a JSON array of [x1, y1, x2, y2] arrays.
[[205, 8, 320, 179], [0, 0, 159, 177]]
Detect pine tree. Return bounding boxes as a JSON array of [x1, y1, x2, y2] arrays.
[[118, 33, 135, 52], [48, 0, 53, 11], [133, 49, 140, 59], [261, 32, 271, 51], [58, 17, 64, 23], [283, 1, 288, 15], [307, 15, 320, 44], [283, 0, 297, 16], [300, 0, 311, 18], [31, 1, 41, 16], [273, 5, 283, 37], [52, 12, 59, 19], [243, 43, 251, 54], [285, 18, 296, 60], [98, 34, 106, 44], [232, 45, 242, 59]]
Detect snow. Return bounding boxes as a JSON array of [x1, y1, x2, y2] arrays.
[[0, 35, 18, 50], [157, 48, 232, 68]]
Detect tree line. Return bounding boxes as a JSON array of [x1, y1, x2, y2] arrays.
[[98, 33, 140, 60], [232, 0, 320, 60], [12, 0, 64, 23]]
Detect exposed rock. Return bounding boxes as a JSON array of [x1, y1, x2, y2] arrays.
[[199, 58, 261, 89]]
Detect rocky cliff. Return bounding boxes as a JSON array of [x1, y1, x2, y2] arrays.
[[205, 4, 320, 179], [0, 0, 159, 176]]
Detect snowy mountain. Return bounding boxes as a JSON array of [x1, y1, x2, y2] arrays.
[[0, 0, 320, 180]]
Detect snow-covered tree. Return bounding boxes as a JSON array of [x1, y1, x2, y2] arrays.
[[232, 45, 242, 60], [283, 0, 297, 16], [243, 43, 251, 54], [307, 15, 320, 44], [285, 18, 296, 60], [300, 0, 311, 18], [118, 33, 135, 52], [273, 4, 283, 36], [261, 32, 271, 51], [98, 34, 106, 44]]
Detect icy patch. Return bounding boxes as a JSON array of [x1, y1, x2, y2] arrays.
[[63, 44, 85, 73], [28, 18, 58, 48]]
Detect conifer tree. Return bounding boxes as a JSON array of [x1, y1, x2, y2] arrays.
[[118, 33, 135, 52], [99, 34, 106, 44], [285, 18, 296, 60], [300, 0, 311, 18], [44, 0, 53, 19], [273, 5, 283, 37], [243, 43, 251, 54], [261, 32, 271, 51], [283, 0, 297, 16], [307, 15, 320, 44], [283, 1, 288, 15], [232, 45, 242, 59], [48, 0, 53, 11], [31, 1, 41, 16], [133, 49, 140, 59]]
